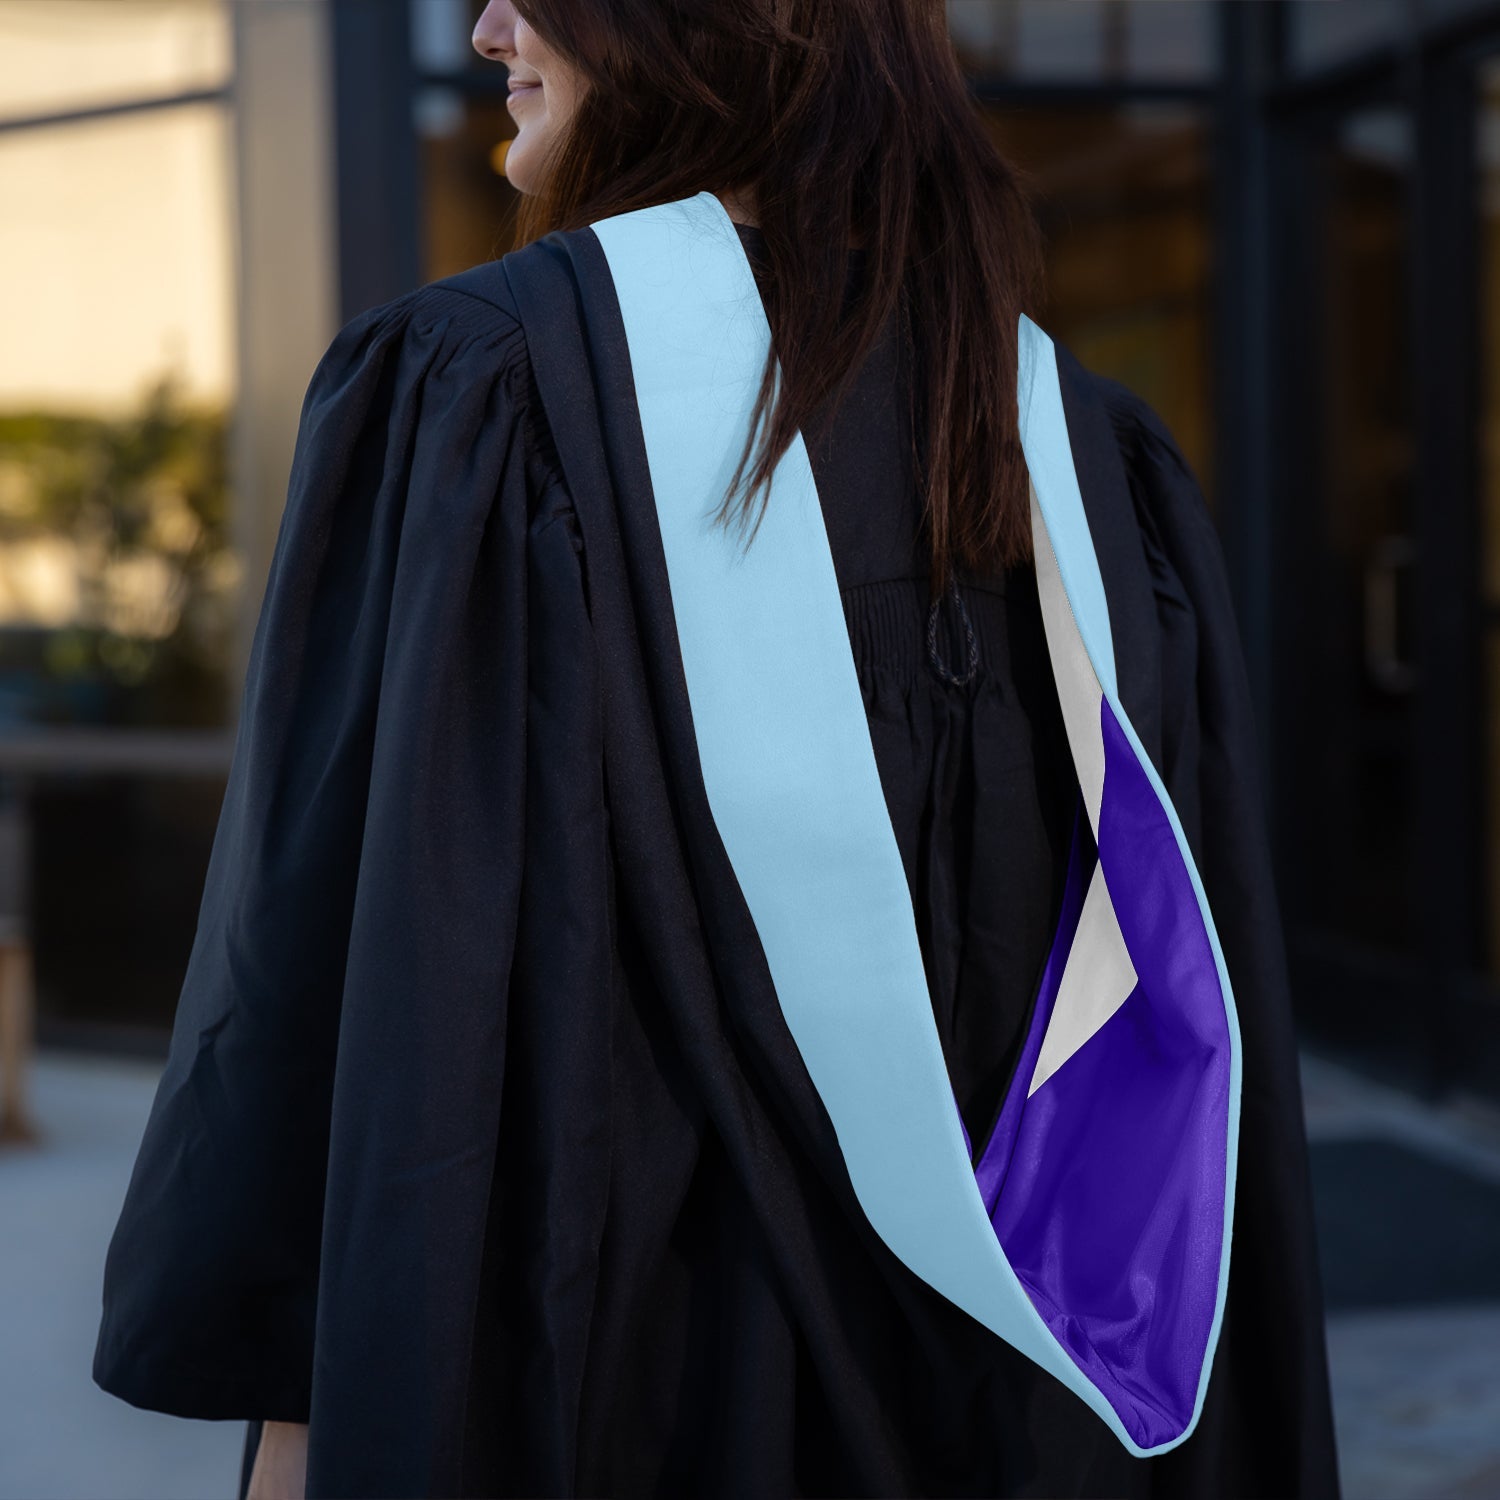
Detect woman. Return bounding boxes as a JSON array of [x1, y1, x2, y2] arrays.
[[94, 2, 1341, 1497]]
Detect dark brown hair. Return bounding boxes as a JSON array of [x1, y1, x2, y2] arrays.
[[510, 0, 1045, 595]]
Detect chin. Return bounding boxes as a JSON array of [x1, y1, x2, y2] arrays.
[[504, 140, 546, 195]]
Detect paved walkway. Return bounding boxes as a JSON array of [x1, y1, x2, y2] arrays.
[[1302, 1052, 1500, 1499], [0, 1054, 242, 1500], [3, 1048, 1500, 1498]]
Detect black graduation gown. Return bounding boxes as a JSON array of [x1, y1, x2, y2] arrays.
[[92, 220, 1341, 1500]]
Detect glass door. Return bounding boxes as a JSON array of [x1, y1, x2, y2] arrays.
[[1277, 49, 1500, 1103], [1274, 98, 1432, 1086]]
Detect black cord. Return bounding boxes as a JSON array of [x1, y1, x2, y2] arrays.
[[925, 574, 979, 686]]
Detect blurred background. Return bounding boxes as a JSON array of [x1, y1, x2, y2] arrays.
[[1, 0, 1499, 1495]]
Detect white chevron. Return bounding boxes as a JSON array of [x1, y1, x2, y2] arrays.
[[1029, 862, 1139, 1095]]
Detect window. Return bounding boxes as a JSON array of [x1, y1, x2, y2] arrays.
[[0, 0, 237, 731]]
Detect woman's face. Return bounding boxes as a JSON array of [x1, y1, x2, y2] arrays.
[[472, 1, 587, 194]]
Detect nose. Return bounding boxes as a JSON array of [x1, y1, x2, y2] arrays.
[[471, 0, 515, 62]]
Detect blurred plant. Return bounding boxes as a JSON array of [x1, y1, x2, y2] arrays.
[[0, 371, 238, 729]]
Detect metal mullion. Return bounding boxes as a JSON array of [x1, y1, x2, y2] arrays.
[[332, 0, 421, 318], [1213, 0, 1279, 784], [1268, 114, 1326, 958], [1411, 37, 1484, 1096], [1262, 48, 1404, 115], [965, 77, 1212, 108], [0, 87, 228, 137]]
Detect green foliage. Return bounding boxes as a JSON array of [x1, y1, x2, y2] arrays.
[[0, 371, 237, 728]]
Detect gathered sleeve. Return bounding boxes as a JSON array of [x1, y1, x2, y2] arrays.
[[92, 282, 586, 1430]]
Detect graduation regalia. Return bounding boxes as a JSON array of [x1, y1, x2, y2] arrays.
[[93, 191, 1340, 1499]]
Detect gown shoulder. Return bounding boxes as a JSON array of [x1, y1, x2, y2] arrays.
[[300, 271, 571, 529], [1089, 370, 1224, 594]]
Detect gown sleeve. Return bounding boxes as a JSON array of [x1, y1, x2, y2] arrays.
[[1095, 376, 1342, 1497], [91, 282, 583, 1429]]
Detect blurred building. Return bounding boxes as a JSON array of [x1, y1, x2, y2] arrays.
[[1, 0, 1497, 1104]]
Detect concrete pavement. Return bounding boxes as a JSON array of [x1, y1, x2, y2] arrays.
[[4, 1047, 1500, 1499]]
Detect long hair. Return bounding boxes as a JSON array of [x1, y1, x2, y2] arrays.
[[510, 0, 1045, 595]]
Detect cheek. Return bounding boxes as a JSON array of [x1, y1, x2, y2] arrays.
[[544, 70, 583, 126]]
